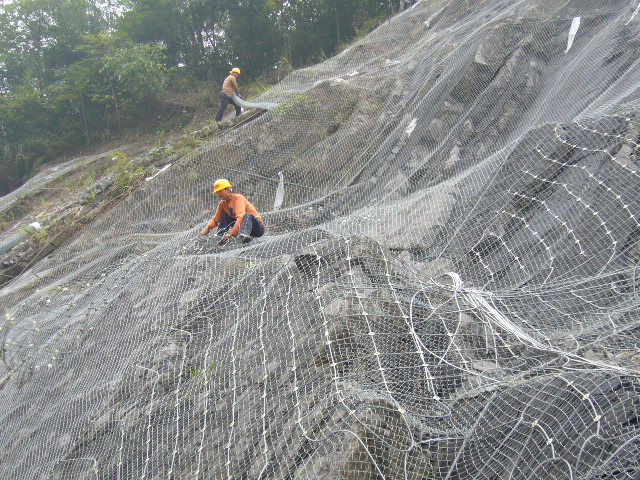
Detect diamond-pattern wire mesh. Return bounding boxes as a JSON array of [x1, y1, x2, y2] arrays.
[[1, 0, 640, 478]]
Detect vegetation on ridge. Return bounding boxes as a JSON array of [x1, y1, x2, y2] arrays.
[[0, 0, 393, 196]]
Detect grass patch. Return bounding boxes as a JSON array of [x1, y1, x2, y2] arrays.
[[111, 152, 148, 193], [61, 169, 98, 192], [22, 221, 55, 245], [185, 360, 217, 396], [0, 211, 13, 232], [273, 92, 316, 117], [174, 134, 205, 153], [188, 360, 216, 379]]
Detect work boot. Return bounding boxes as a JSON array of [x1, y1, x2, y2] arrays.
[[239, 234, 253, 244]]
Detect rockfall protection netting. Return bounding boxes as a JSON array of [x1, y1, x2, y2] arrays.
[[232, 94, 279, 112], [0, 146, 128, 216], [1, 0, 640, 478]]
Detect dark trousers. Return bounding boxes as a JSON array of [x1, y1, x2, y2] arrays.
[[217, 211, 264, 238], [239, 213, 265, 238], [215, 92, 241, 122]]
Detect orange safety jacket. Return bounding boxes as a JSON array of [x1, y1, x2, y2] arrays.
[[206, 193, 263, 236]]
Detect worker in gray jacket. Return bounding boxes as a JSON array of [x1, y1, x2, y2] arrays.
[[215, 67, 242, 124]]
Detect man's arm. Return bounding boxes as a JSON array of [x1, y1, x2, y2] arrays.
[[199, 203, 223, 237]]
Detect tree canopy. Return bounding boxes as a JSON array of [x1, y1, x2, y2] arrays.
[[0, 0, 391, 195]]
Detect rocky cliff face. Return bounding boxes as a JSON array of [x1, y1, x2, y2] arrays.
[[1, 1, 640, 479]]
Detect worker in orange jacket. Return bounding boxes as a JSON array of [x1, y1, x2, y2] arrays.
[[199, 179, 265, 245]]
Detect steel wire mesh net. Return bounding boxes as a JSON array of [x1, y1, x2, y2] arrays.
[[1, 0, 640, 479]]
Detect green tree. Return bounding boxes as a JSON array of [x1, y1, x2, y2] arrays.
[[0, 0, 390, 195], [224, 0, 280, 78], [62, 32, 169, 132], [0, 31, 169, 195], [0, 82, 57, 193], [119, 0, 228, 77], [0, 0, 104, 90], [271, 0, 387, 68]]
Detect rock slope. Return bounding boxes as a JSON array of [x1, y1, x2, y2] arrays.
[[1, 1, 639, 479]]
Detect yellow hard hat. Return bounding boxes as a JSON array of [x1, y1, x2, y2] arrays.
[[230, 67, 241, 75], [213, 178, 232, 193]]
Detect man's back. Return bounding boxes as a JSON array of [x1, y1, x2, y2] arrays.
[[221, 75, 239, 97]]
